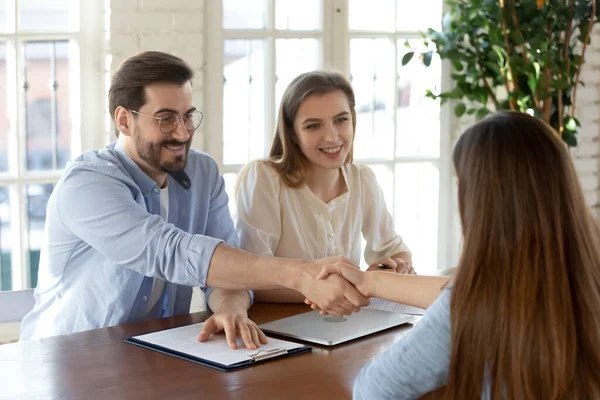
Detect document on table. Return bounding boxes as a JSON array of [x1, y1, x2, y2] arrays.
[[125, 322, 311, 371], [366, 297, 426, 315]]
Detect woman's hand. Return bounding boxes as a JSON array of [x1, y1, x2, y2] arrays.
[[367, 257, 416, 274]]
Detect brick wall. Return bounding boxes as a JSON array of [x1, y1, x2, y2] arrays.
[[450, 28, 600, 218], [573, 26, 600, 217], [108, 0, 206, 150]]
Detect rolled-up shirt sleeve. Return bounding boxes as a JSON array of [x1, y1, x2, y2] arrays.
[[56, 165, 221, 287], [353, 289, 452, 399], [204, 162, 254, 303]]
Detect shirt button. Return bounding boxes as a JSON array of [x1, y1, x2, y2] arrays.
[[142, 296, 148, 301], [329, 233, 335, 238], [154, 187, 160, 193]]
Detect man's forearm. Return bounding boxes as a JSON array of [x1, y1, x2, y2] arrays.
[[207, 288, 252, 315], [205, 243, 315, 291], [253, 289, 307, 303]]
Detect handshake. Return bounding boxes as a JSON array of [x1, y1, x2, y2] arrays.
[[297, 256, 411, 318]]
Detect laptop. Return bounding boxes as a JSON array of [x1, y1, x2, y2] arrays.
[[258, 308, 414, 346]]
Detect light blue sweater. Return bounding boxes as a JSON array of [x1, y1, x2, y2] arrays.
[[353, 289, 452, 399]]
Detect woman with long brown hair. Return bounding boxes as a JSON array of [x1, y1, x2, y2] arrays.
[[319, 111, 600, 399]]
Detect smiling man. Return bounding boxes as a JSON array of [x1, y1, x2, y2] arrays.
[[20, 52, 369, 347]]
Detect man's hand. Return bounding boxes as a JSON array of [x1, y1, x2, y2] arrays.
[[317, 263, 372, 298], [200, 288, 267, 350], [304, 263, 373, 315], [197, 310, 267, 350], [298, 257, 370, 318]]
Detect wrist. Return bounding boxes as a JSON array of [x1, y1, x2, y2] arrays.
[[365, 272, 378, 298], [284, 262, 313, 293], [216, 300, 248, 316], [214, 291, 251, 316]]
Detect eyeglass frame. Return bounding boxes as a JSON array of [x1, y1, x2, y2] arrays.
[[128, 109, 204, 134]]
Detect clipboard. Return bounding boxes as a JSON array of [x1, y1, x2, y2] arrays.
[[124, 322, 312, 372]]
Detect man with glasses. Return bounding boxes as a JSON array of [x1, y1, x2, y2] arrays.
[[21, 51, 368, 348]]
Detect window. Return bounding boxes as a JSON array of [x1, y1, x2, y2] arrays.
[[205, 0, 451, 274], [0, 0, 102, 291]]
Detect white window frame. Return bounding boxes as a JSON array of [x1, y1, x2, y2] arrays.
[[204, 0, 457, 271], [0, 0, 104, 290]]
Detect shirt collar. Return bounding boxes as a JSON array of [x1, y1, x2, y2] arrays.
[[112, 139, 160, 195]]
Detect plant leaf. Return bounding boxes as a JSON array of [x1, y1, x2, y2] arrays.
[[423, 51, 433, 67], [401, 52, 414, 66], [455, 103, 466, 117], [562, 129, 577, 147], [476, 108, 491, 119]]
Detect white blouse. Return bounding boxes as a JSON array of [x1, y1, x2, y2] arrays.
[[235, 160, 410, 267]]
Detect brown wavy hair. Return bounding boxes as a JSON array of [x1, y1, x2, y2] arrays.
[[108, 51, 194, 137], [445, 111, 600, 399], [268, 71, 356, 187]]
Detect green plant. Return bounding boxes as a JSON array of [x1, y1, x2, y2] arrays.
[[404, 0, 598, 146]]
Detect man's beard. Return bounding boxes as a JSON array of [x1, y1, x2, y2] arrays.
[[133, 128, 191, 173]]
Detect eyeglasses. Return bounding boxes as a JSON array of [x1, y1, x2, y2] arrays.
[[129, 109, 204, 134]]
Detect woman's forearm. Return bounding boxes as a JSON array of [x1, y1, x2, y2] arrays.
[[367, 273, 449, 309]]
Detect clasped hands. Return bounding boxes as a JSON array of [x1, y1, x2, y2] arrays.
[[301, 256, 414, 318], [195, 256, 412, 351]]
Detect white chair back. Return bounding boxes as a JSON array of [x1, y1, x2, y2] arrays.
[[0, 289, 35, 323]]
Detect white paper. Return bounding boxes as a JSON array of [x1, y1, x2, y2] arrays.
[[131, 323, 305, 366], [366, 297, 426, 315]]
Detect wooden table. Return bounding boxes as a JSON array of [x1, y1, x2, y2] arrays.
[[0, 304, 418, 400]]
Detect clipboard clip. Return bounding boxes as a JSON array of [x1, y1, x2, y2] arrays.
[[248, 348, 288, 362]]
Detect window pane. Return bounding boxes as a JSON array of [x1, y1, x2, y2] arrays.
[[24, 41, 72, 171], [223, 0, 267, 29], [0, 186, 13, 291], [351, 38, 395, 160], [25, 183, 52, 288], [0, 43, 7, 173], [349, 0, 395, 32], [275, 38, 320, 115], [0, 0, 8, 32], [223, 39, 266, 165], [396, 0, 442, 32], [19, 0, 76, 31], [395, 163, 439, 275], [367, 164, 394, 218], [396, 40, 441, 158], [276, 0, 321, 31]]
